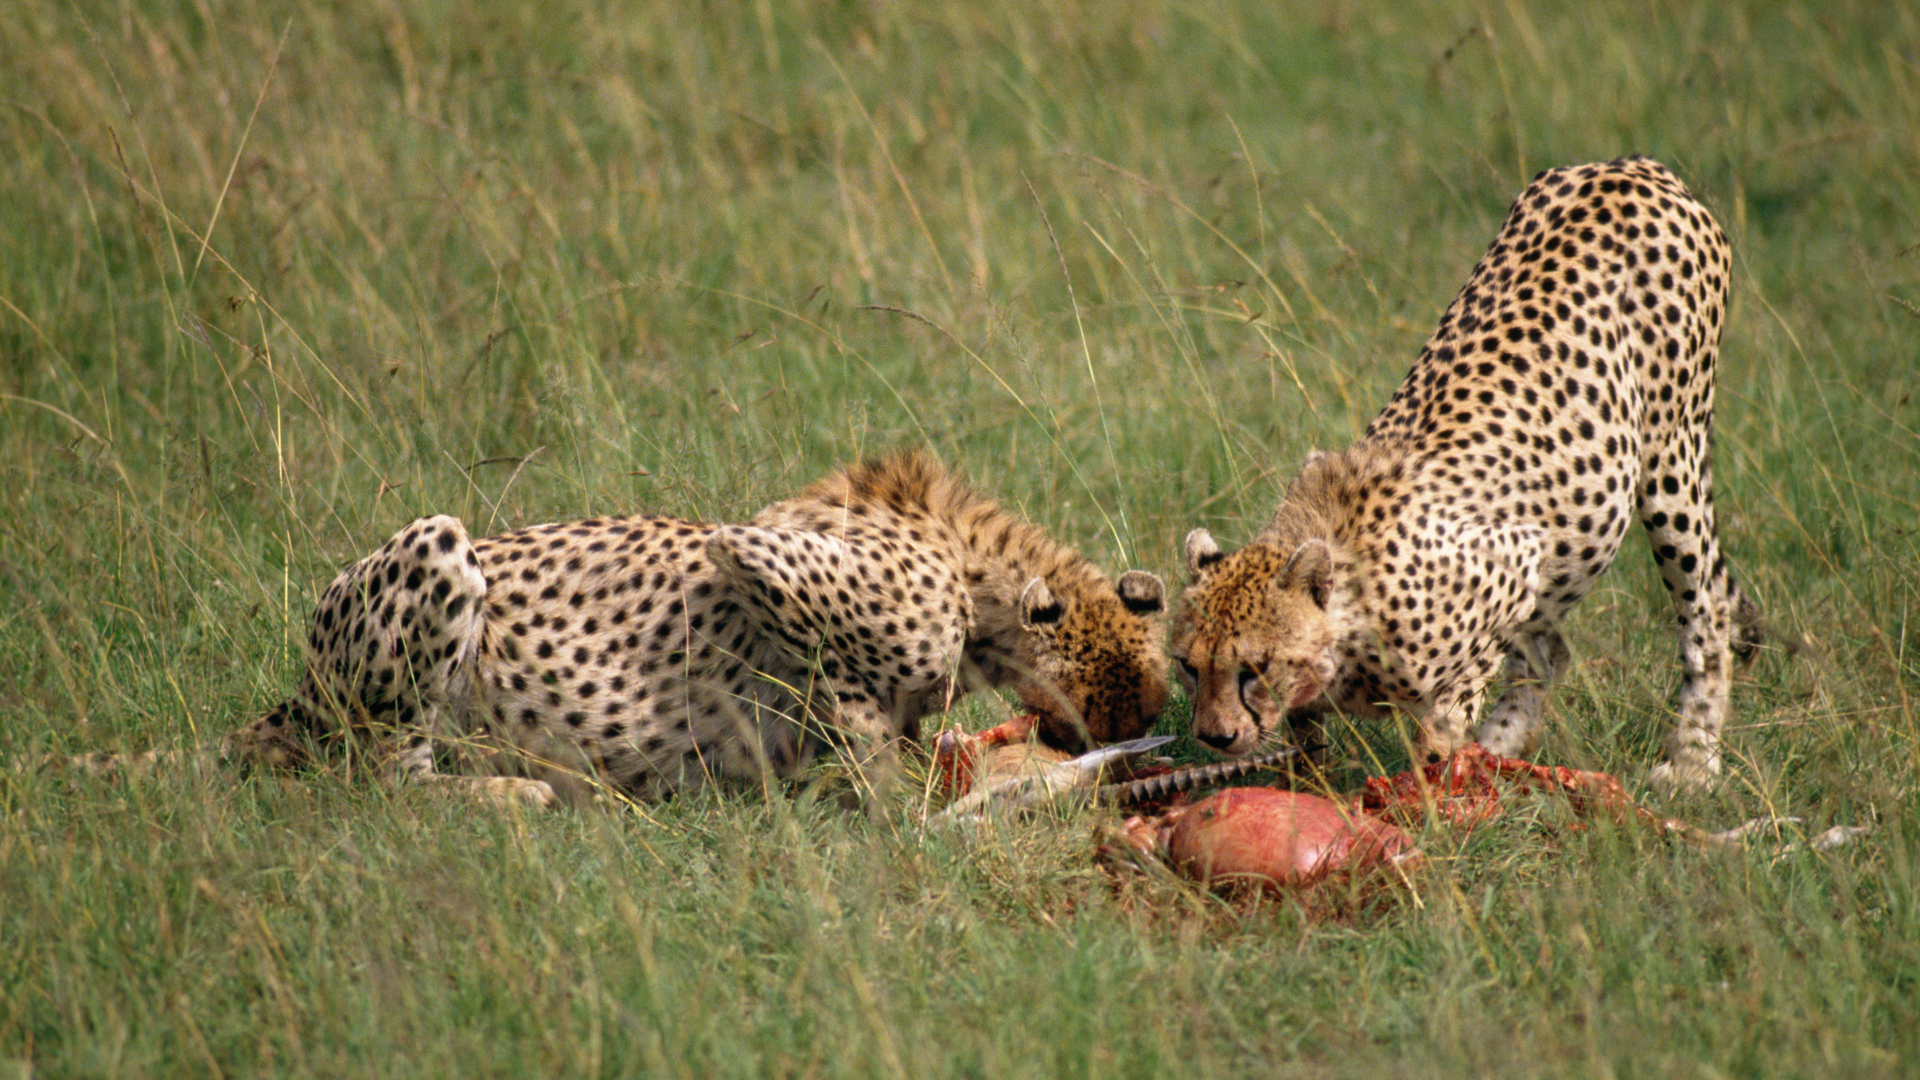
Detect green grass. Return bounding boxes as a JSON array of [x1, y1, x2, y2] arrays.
[[3, 0, 1918, 1075]]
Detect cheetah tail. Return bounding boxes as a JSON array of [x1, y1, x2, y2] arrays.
[[51, 698, 325, 781], [1731, 582, 1805, 663]]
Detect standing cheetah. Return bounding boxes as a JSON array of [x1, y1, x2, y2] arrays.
[[1171, 157, 1759, 794], [192, 452, 1167, 804]]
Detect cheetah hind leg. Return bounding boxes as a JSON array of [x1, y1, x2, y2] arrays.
[[1474, 622, 1571, 758], [1647, 579, 1768, 799], [248, 516, 554, 807]]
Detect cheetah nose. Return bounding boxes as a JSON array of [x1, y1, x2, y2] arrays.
[[1196, 731, 1239, 752]]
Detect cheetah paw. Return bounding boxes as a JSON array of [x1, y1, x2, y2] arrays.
[[1649, 755, 1721, 798], [475, 776, 559, 809]]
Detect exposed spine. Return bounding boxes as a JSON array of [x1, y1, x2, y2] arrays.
[[1100, 746, 1307, 807]]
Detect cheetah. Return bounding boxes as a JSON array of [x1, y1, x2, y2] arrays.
[[164, 452, 1169, 804], [1170, 157, 1760, 795]]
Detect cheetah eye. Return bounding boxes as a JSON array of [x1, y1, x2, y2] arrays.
[[1175, 658, 1199, 687], [1237, 666, 1271, 713]]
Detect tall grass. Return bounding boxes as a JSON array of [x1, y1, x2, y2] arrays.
[[2, 0, 1917, 1076]]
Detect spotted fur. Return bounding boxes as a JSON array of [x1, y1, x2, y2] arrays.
[[1171, 157, 1760, 794], [192, 452, 1168, 803]]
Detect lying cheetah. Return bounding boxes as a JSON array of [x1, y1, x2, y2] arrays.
[[104, 452, 1168, 804], [1171, 157, 1759, 794]]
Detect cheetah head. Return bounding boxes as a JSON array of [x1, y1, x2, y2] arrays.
[[1170, 529, 1353, 756], [998, 570, 1170, 753]]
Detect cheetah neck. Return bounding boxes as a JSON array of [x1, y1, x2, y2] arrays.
[[1254, 442, 1405, 554], [955, 502, 1108, 598], [762, 449, 1114, 634], [1243, 443, 1414, 630]]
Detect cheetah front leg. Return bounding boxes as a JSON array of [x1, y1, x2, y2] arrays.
[[1416, 665, 1494, 762], [1475, 623, 1571, 758], [1412, 517, 1545, 762], [827, 695, 909, 803]]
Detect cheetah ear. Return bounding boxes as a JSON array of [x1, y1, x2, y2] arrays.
[[1283, 540, 1335, 609], [1019, 577, 1066, 627], [1115, 570, 1165, 616], [1184, 529, 1225, 579]]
